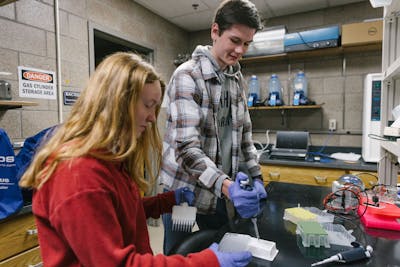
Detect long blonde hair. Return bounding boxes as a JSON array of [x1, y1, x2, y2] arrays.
[[19, 52, 165, 193]]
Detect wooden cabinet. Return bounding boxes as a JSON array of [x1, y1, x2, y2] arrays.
[[0, 212, 42, 267], [261, 164, 345, 187], [261, 165, 386, 188]]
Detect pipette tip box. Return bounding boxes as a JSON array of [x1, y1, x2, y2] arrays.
[[296, 221, 330, 248], [283, 207, 318, 224]]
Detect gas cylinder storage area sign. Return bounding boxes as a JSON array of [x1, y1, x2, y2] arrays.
[[18, 66, 56, 99]]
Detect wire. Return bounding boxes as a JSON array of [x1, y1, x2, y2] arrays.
[[323, 184, 364, 215], [306, 130, 334, 159], [295, 32, 317, 49], [254, 130, 271, 161]]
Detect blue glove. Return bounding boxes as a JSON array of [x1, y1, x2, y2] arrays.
[[174, 187, 195, 206], [254, 179, 267, 200], [209, 242, 252, 267], [254, 179, 267, 214], [228, 172, 260, 218]]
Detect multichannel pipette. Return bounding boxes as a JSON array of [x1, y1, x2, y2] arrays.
[[251, 217, 260, 239], [311, 245, 373, 266], [239, 178, 260, 239]]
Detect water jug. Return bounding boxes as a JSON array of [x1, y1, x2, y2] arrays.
[[268, 74, 282, 106], [248, 75, 260, 107], [293, 71, 308, 105]]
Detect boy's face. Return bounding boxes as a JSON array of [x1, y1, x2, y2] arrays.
[[210, 23, 256, 69]]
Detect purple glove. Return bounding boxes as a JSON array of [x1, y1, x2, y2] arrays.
[[254, 179, 267, 200], [209, 243, 252, 267], [254, 179, 267, 213], [228, 172, 260, 218], [174, 187, 195, 206]]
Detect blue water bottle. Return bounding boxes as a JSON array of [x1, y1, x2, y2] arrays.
[[248, 75, 260, 107], [293, 71, 308, 106], [268, 74, 282, 106]]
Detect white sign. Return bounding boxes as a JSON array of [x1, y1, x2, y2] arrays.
[[18, 66, 56, 99]]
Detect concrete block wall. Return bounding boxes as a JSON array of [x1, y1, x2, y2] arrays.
[[0, 0, 188, 143], [188, 2, 383, 148], [249, 1, 383, 147], [0, 0, 384, 150]]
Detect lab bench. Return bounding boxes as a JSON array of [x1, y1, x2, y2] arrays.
[[259, 146, 381, 187], [172, 182, 400, 267]]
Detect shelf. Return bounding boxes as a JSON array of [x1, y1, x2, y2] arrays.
[[384, 57, 400, 80], [381, 141, 400, 159], [0, 0, 17, 7], [249, 104, 322, 110], [240, 43, 382, 64], [0, 100, 38, 110], [379, 1, 400, 186]]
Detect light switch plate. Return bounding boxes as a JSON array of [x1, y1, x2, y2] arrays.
[[329, 119, 337, 131]]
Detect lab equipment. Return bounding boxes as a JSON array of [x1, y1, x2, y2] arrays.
[[244, 26, 286, 57], [357, 191, 400, 231], [311, 244, 373, 266], [284, 25, 339, 52], [219, 232, 279, 261], [171, 202, 197, 232], [321, 222, 356, 247], [296, 221, 330, 248], [171, 187, 196, 232], [303, 207, 335, 223], [251, 217, 260, 239], [293, 71, 308, 105], [283, 207, 317, 224], [248, 75, 260, 107], [327, 174, 364, 214], [267, 74, 283, 106], [239, 176, 260, 239], [229, 172, 260, 218], [362, 73, 383, 163]]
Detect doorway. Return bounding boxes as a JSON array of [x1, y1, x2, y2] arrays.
[[88, 22, 154, 73]]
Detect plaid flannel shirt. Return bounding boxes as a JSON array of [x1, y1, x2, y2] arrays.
[[160, 45, 262, 214]]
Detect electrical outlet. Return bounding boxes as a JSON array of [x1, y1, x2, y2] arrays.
[[329, 119, 337, 131]]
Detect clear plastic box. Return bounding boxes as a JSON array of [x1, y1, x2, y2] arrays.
[[218, 232, 279, 261], [303, 207, 335, 223], [321, 222, 356, 247], [296, 221, 330, 248]]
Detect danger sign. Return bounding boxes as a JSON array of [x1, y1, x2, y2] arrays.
[[18, 66, 57, 100]]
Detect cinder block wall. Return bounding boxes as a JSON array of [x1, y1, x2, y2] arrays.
[[188, 2, 383, 147], [250, 1, 383, 147], [0, 0, 384, 149], [0, 0, 188, 142]]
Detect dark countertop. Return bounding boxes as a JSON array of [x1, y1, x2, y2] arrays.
[[172, 182, 400, 266], [259, 146, 377, 172], [253, 182, 400, 267]]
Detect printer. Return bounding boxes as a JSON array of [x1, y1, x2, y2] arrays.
[[284, 25, 340, 52]]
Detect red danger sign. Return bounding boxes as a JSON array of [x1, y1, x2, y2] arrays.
[[22, 71, 53, 83]]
